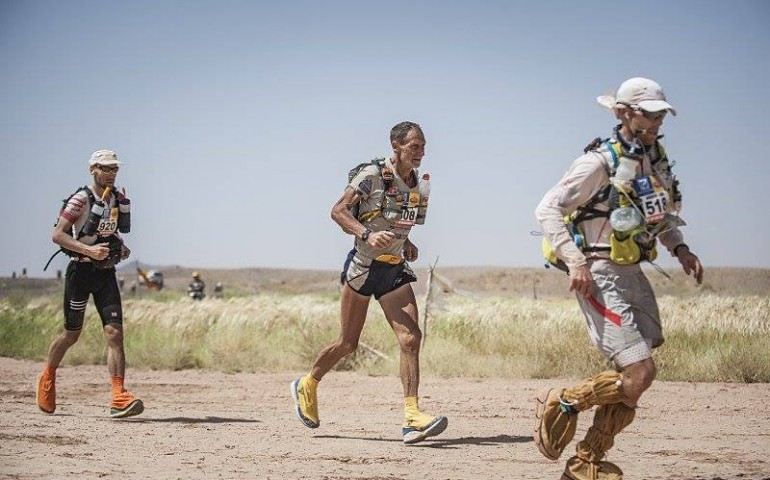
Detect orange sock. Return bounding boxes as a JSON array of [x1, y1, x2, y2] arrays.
[[111, 376, 125, 397]]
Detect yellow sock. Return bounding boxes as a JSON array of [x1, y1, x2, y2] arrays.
[[405, 395, 419, 415], [404, 396, 434, 428], [303, 374, 319, 389]]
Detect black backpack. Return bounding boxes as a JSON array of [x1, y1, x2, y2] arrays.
[[347, 158, 393, 220], [43, 186, 119, 271]]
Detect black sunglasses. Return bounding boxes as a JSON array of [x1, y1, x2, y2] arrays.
[[96, 165, 120, 174]]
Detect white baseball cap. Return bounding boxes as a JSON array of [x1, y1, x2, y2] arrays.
[[597, 77, 676, 116], [88, 149, 122, 166]]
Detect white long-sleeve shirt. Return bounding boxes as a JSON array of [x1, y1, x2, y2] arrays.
[[535, 139, 685, 272]]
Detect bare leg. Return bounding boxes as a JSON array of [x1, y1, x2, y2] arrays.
[[378, 285, 421, 397], [310, 284, 371, 381], [46, 329, 81, 368], [380, 285, 447, 443], [103, 323, 126, 378]]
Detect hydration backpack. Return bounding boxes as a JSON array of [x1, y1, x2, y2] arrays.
[[43, 186, 119, 271], [347, 158, 393, 220]]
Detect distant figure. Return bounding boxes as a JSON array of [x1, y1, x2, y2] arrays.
[[12, 271, 16, 279], [146, 270, 164, 290], [117, 275, 125, 290], [188, 271, 205, 300], [290, 121, 446, 445], [21, 268, 27, 278], [56, 270, 62, 280], [36, 148, 143, 419], [534, 78, 704, 478], [213, 282, 223, 298]]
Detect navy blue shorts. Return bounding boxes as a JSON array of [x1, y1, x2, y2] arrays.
[[342, 249, 417, 299]]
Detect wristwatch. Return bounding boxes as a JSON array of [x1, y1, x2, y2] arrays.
[[361, 229, 372, 241]]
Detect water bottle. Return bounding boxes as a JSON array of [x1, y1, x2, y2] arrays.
[[415, 172, 430, 225], [118, 196, 131, 233], [81, 198, 106, 236], [610, 207, 644, 240]]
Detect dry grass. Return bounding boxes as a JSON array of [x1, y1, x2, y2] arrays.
[[2, 287, 768, 382]]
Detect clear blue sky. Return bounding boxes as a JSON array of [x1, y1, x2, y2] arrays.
[[2, 0, 769, 277]]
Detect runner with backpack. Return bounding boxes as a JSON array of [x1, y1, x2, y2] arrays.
[[534, 78, 703, 479], [36, 149, 143, 419], [291, 121, 447, 444]]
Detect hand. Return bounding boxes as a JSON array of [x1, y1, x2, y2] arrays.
[[367, 231, 395, 248], [403, 239, 419, 262], [86, 243, 110, 261], [121, 244, 131, 260], [677, 248, 704, 285], [569, 264, 593, 298]]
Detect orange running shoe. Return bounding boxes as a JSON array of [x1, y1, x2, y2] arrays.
[[110, 389, 144, 418], [36, 368, 56, 414]]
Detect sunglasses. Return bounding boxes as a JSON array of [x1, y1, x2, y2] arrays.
[[637, 108, 666, 121], [96, 165, 120, 174], [621, 103, 667, 121]]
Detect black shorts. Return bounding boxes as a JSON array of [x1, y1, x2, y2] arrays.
[[342, 249, 417, 299], [63, 261, 123, 331]]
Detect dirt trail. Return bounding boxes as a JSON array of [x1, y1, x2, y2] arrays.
[[1, 357, 768, 480]]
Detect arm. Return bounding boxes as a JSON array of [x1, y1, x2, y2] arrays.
[[535, 153, 610, 297], [656, 188, 703, 284], [51, 217, 109, 261], [331, 187, 394, 249], [673, 243, 704, 284]]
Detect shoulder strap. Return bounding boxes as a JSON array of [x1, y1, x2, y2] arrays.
[[61, 186, 96, 212], [73, 186, 97, 239], [46, 186, 95, 269], [571, 139, 618, 225], [83, 185, 96, 204], [371, 157, 393, 191], [603, 139, 622, 171]]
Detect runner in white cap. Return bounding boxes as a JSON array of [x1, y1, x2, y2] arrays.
[[36, 149, 143, 419], [534, 78, 703, 479]]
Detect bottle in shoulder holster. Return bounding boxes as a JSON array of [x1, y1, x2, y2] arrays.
[[81, 197, 106, 236], [118, 196, 131, 233], [82, 186, 113, 237], [415, 172, 430, 225]]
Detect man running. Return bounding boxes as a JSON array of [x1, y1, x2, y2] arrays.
[[534, 78, 704, 479], [291, 121, 447, 444], [36, 149, 143, 419]]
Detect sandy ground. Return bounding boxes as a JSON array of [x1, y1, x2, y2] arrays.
[[1, 357, 768, 480]]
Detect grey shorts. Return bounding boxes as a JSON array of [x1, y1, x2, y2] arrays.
[[576, 259, 663, 368]]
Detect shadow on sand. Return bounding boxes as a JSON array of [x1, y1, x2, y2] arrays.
[[314, 433, 530, 448], [124, 416, 260, 424]]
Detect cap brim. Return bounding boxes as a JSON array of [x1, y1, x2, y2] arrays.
[[88, 160, 122, 166], [637, 99, 677, 116]]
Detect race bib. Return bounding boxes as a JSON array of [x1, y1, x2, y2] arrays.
[[633, 176, 670, 224], [98, 207, 119, 236], [395, 192, 420, 227]]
